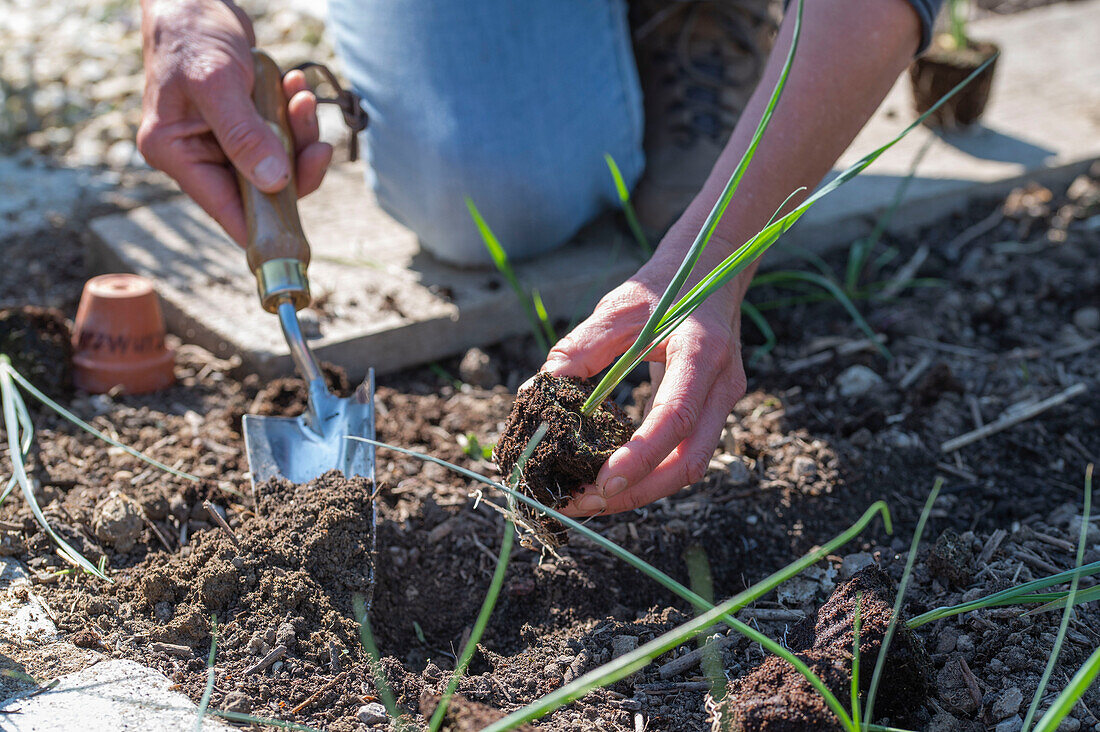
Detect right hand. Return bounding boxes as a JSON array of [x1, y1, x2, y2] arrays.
[[137, 0, 333, 246]]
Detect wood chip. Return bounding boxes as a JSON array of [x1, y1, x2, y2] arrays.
[[658, 633, 738, 679], [941, 384, 1087, 452], [150, 642, 194, 658], [244, 644, 287, 675], [977, 529, 1007, 565]]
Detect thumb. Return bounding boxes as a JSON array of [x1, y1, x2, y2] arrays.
[[199, 84, 292, 193]]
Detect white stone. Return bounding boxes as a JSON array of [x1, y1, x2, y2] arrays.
[[837, 365, 884, 398], [839, 552, 875, 579], [357, 701, 389, 725]]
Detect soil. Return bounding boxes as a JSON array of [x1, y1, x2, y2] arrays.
[[0, 306, 73, 397], [717, 566, 931, 731], [494, 373, 635, 546], [2, 169, 1099, 731]]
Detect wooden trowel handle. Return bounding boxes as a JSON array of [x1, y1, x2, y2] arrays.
[[238, 49, 311, 314]]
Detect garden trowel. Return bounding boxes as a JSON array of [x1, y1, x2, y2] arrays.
[[236, 49, 375, 490]]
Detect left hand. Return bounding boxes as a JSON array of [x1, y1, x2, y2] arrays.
[[541, 235, 749, 517]]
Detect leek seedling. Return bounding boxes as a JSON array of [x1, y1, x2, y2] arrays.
[[604, 153, 651, 257], [467, 198, 556, 354], [578, 0, 996, 416]]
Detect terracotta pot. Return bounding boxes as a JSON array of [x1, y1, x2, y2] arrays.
[[909, 38, 999, 130], [72, 274, 175, 394]]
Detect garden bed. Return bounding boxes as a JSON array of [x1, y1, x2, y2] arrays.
[[1, 171, 1099, 730]]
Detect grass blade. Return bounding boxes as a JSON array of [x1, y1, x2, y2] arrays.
[[194, 615, 217, 731], [740, 300, 776, 365], [907, 559, 1100, 628], [863, 478, 943, 726], [429, 518, 515, 731], [354, 593, 399, 719], [1023, 463, 1093, 731], [530, 289, 557, 347], [4, 359, 198, 482], [852, 592, 863, 731], [604, 153, 651, 257], [466, 198, 550, 354], [429, 425, 546, 731], [750, 271, 891, 358]]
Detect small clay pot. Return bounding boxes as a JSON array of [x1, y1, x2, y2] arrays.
[[909, 38, 999, 130], [72, 274, 175, 394]]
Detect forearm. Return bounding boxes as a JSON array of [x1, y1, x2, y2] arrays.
[[664, 0, 922, 299]]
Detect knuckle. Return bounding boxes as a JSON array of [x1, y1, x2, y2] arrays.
[[656, 397, 700, 439], [217, 117, 266, 160], [135, 122, 166, 168], [680, 451, 711, 486]]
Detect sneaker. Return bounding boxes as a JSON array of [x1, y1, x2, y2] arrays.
[[630, 0, 779, 233]]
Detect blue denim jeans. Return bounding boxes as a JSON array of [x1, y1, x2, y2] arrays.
[[327, 0, 645, 266]]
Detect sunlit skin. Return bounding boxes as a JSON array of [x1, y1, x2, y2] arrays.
[[137, 0, 921, 517]]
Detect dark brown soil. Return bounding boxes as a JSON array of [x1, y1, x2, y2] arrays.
[[495, 372, 635, 544], [717, 566, 931, 731], [2, 170, 1099, 730], [248, 362, 355, 417], [0, 305, 73, 396], [909, 39, 999, 129], [421, 691, 535, 732]]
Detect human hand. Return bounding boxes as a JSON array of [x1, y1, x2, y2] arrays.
[[543, 234, 750, 517], [137, 0, 332, 246]]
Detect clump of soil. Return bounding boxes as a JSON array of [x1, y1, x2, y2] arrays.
[[250, 362, 354, 417], [714, 566, 931, 731], [926, 529, 975, 586], [420, 691, 535, 732], [0, 305, 72, 396], [494, 372, 634, 543]]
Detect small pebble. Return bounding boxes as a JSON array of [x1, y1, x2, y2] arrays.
[[1073, 306, 1100, 331], [839, 552, 874, 580], [995, 716, 1023, 732], [792, 455, 816, 478], [992, 687, 1023, 720], [836, 365, 884, 398], [610, 635, 638, 659], [357, 701, 389, 725]]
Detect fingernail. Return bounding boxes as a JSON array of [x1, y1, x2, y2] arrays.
[[543, 357, 567, 375], [518, 375, 537, 393], [578, 494, 606, 513], [253, 155, 288, 188], [604, 476, 628, 497]]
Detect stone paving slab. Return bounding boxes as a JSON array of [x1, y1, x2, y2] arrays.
[[87, 0, 1100, 379], [0, 659, 234, 731]]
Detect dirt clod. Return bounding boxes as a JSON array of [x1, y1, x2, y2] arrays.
[[927, 529, 975, 586], [92, 492, 143, 552], [494, 373, 634, 544], [716, 566, 931, 730]]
